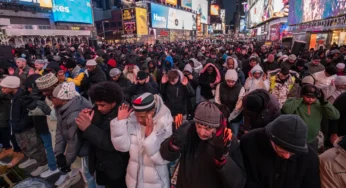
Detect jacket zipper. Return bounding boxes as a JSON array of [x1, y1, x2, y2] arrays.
[[10, 99, 13, 135], [176, 87, 179, 97], [307, 105, 311, 115]]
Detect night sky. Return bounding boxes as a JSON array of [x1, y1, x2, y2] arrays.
[[223, 0, 237, 24]]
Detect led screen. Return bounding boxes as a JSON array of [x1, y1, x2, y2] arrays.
[[192, 0, 208, 24], [151, 3, 196, 30], [52, 0, 93, 24], [288, 0, 344, 24]]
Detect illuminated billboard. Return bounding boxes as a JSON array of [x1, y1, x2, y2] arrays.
[[39, 0, 52, 8], [210, 5, 220, 16], [165, 0, 177, 6], [52, 0, 93, 24], [150, 3, 196, 30], [181, 0, 192, 9], [122, 8, 135, 21], [288, 0, 345, 25], [121, 0, 134, 7], [192, 0, 208, 24], [135, 7, 148, 35]]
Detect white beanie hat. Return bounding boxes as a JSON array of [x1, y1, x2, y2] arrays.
[[337, 63, 345, 69], [225, 69, 238, 81], [0, 76, 20, 89], [86, 60, 97, 66], [335, 76, 346, 86], [52, 82, 76, 100]]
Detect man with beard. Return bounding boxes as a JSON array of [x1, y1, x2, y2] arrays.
[[160, 101, 246, 188]]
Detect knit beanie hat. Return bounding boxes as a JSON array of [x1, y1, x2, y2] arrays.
[[109, 68, 122, 77], [183, 64, 193, 74], [334, 76, 346, 86], [244, 94, 265, 113], [301, 75, 315, 85], [288, 54, 297, 61], [301, 84, 319, 98], [0, 76, 20, 89], [225, 69, 238, 81], [52, 82, 76, 100], [35, 73, 58, 90], [137, 71, 148, 80], [132, 93, 155, 112], [266, 114, 308, 154], [336, 63, 345, 69], [194, 101, 221, 128]]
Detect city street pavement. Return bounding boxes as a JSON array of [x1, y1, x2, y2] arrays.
[[0, 118, 85, 187]]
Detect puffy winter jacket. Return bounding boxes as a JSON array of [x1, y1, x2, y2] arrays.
[[110, 95, 173, 188], [55, 96, 92, 165]]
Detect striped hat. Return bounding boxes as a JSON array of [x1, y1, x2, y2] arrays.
[[132, 93, 155, 112]]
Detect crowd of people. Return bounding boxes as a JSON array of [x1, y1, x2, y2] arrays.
[[0, 40, 345, 188]]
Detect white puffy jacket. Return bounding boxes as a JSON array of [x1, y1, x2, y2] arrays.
[[110, 95, 173, 188]]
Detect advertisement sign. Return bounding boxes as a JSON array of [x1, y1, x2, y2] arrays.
[[121, 0, 135, 7], [210, 5, 220, 16], [248, 0, 265, 27], [196, 14, 201, 32], [220, 9, 226, 22], [150, 3, 196, 30], [192, 0, 208, 24], [135, 7, 148, 35], [240, 18, 246, 32], [122, 8, 135, 21], [123, 22, 136, 34], [269, 23, 281, 41], [289, 0, 346, 25], [181, 0, 192, 9], [39, 0, 52, 8], [52, 0, 93, 24], [165, 0, 177, 6]]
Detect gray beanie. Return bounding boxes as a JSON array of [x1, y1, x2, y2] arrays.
[[109, 68, 122, 77], [194, 102, 220, 128], [266, 115, 308, 154], [183, 64, 193, 74]]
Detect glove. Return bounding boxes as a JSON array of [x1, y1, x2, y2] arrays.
[[210, 128, 232, 162], [56, 154, 67, 169], [318, 89, 328, 105], [171, 122, 192, 149]]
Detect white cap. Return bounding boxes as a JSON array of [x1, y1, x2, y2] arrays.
[[337, 63, 345, 69]]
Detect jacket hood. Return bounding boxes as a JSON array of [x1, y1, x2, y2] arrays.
[[153, 94, 173, 130], [189, 58, 203, 70], [200, 63, 222, 84], [59, 96, 92, 119], [250, 64, 264, 74], [165, 56, 174, 68], [223, 56, 239, 69]]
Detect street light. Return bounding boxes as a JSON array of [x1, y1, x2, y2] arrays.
[[102, 20, 109, 40]]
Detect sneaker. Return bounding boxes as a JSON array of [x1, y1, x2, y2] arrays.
[[58, 173, 81, 188], [55, 174, 68, 186], [18, 158, 37, 169], [30, 164, 49, 177], [7, 152, 24, 168], [40, 168, 60, 178], [0, 148, 13, 160]]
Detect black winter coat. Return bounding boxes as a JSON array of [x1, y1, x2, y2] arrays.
[[240, 128, 320, 188], [330, 92, 346, 136], [0, 89, 10, 129], [10, 88, 34, 133], [127, 82, 157, 101], [160, 82, 195, 116], [199, 71, 217, 100], [81, 65, 107, 98], [83, 107, 129, 187], [160, 122, 246, 188]]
